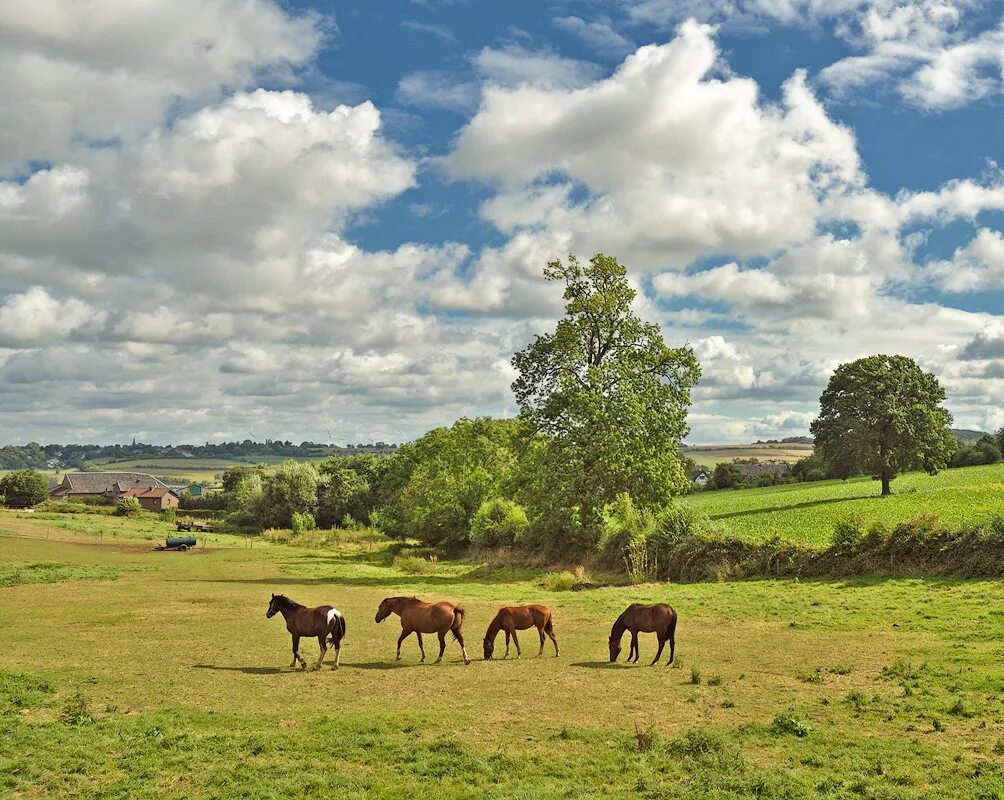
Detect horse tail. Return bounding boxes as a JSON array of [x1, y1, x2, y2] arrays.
[[338, 613, 347, 640], [451, 606, 465, 640], [668, 608, 678, 638], [544, 614, 555, 634]]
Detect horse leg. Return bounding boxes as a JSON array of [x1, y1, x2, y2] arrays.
[[455, 627, 470, 665], [667, 630, 675, 666], [396, 628, 411, 661], [651, 634, 666, 667], [313, 635, 327, 671], [435, 631, 447, 664], [290, 635, 305, 670], [537, 626, 545, 658], [547, 622, 559, 657], [416, 633, 426, 663], [511, 630, 521, 659], [630, 631, 640, 663], [504, 630, 511, 659]]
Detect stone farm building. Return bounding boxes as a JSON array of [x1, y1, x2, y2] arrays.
[[120, 486, 180, 512], [736, 463, 792, 481], [49, 472, 176, 508]]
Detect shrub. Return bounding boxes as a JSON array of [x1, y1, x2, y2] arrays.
[[542, 571, 576, 591], [394, 554, 439, 575], [115, 496, 141, 516], [0, 469, 49, 508], [59, 692, 93, 725], [690, 667, 702, 685], [161, 507, 177, 523], [470, 498, 529, 548], [772, 710, 811, 737], [290, 511, 316, 534]]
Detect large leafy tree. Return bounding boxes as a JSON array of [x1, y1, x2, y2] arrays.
[[810, 354, 957, 496], [0, 469, 48, 508], [511, 253, 701, 547]]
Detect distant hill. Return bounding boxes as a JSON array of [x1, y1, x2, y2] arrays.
[[952, 429, 991, 444]]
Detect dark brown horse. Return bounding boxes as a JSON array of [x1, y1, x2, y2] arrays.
[[266, 594, 346, 671], [375, 596, 470, 665], [483, 604, 558, 660], [609, 603, 677, 665]]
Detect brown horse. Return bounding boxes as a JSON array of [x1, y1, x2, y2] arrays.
[[266, 594, 346, 671], [609, 603, 677, 666], [483, 605, 559, 660], [375, 596, 470, 665]]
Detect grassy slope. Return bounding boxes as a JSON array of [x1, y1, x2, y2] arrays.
[[3, 512, 1004, 797], [682, 463, 1004, 546]]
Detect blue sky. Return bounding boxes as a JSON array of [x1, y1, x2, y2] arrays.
[[0, 0, 1003, 445]]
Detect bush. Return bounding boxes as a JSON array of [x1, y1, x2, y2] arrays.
[[290, 511, 316, 534], [393, 554, 440, 575], [772, 710, 812, 737], [115, 496, 141, 516], [161, 507, 177, 523], [470, 498, 529, 548], [542, 570, 577, 591]]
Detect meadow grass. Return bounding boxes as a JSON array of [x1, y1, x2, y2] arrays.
[[3, 510, 1004, 797], [682, 463, 1004, 545]]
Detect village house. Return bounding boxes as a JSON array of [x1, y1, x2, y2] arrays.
[[120, 486, 180, 512], [49, 472, 169, 504], [692, 469, 712, 487], [736, 462, 792, 481]]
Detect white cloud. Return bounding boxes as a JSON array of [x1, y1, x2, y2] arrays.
[[0, 288, 96, 346], [0, 0, 323, 174]]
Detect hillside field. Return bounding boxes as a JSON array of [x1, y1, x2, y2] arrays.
[[3, 511, 1004, 798], [682, 443, 813, 467], [683, 463, 1004, 546]]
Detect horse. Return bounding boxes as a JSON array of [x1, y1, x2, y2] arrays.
[[375, 596, 470, 665], [608, 603, 677, 666], [266, 593, 346, 671], [483, 604, 559, 660]]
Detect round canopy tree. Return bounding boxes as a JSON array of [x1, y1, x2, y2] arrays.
[[511, 253, 701, 547], [0, 469, 48, 508], [810, 355, 957, 496]]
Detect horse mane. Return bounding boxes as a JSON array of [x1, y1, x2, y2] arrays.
[[272, 594, 305, 610]]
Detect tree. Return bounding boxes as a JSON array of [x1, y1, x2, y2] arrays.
[[511, 253, 700, 548], [711, 462, 741, 489], [0, 469, 48, 508], [810, 355, 957, 496], [257, 461, 319, 529]]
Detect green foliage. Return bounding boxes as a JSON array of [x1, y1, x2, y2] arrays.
[[290, 511, 316, 534], [950, 435, 1002, 468], [257, 461, 318, 530], [0, 469, 48, 508], [511, 253, 700, 549], [375, 417, 527, 548], [470, 497, 529, 548], [811, 354, 957, 495], [772, 710, 812, 737], [317, 460, 373, 528], [711, 462, 742, 489], [59, 692, 93, 725], [115, 495, 142, 516]]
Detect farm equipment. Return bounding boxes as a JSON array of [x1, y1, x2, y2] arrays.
[[156, 535, 197, 552]]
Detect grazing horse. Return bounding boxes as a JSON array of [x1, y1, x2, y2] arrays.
[[266, 593, 346, 671], [609, 603, 677, 666], [483, 604, 559, 660], [375, 596, 470, 665]]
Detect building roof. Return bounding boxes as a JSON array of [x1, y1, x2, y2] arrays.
[[736, 463, 791, 479], [53, 472, 168, 495], [122, 486, 178, 498]]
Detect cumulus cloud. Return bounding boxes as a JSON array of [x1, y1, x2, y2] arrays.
[[0, 0, 323, 174], [0, 288, 96, 346]]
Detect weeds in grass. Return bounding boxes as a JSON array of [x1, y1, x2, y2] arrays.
[[689, 668, 702, 685], [0, 562, 119, 588], [59, 692, 93, 725], [772, 710, 812, 737], [633, 723, 660, 752], [0, 670, 53, 711], [708, 675, 723, 686], [800, 668, 824, 684], [668, 727, 746, 771]]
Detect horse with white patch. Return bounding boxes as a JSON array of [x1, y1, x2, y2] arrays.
[[266, 594, 346, 671]]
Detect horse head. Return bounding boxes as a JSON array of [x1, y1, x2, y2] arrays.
[[266, 593, 278, 619], [608, 634, 622, 662], [483, 637, 494, 660], [375, 597, 394, 623]]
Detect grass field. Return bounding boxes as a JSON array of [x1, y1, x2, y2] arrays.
[[682, 443, 814, 468], [683, 463, 1004, 546], [4, 509, 1004, 797]]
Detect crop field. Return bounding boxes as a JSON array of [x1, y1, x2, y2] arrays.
[[681, 443, 813, 468], [79, 455, 331, 484], [4, 510, 1004, 798], [683, 463, 1004, 546]]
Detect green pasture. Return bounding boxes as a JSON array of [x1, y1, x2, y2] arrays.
[[83, 455, 331, 484], [3, 510, 1004, 797], [683, 463, 1004, 546]]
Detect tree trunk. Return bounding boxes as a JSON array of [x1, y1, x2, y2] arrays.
[[880, 473, 891, 496]]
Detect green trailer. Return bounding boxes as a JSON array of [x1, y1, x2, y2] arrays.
[[156, 535, 197, 552]]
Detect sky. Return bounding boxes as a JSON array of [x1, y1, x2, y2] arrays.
[[1, 0, 1003, 446]]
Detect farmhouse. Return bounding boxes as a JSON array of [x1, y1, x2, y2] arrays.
[[692, 470, 711, 487], [49, 472, 169, 504], [736, 462, 792, 481], [121, 486, 180, 512]]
